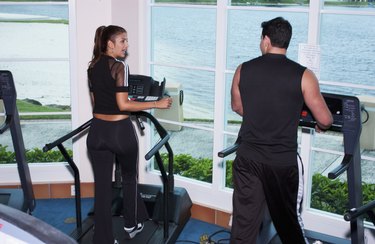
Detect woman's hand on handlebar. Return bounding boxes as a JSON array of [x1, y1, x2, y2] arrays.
[[155, 97, 172, 109]]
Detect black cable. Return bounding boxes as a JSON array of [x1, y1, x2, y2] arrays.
[[175, 228, 231, 244], [208, 229, 231, 244], [216, 238, 230, 244], [361, 106, 369, 124]]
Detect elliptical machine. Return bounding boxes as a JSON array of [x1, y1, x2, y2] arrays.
[[43, 75, 192, 244]]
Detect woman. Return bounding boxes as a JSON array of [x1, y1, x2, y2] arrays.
[[87, 25, 172, 244]]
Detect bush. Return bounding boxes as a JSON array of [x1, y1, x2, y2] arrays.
[[0, 144, 72, 164], [160, 153, 212, 182], [311, 174, 349, 214], [160, 153, 375, 222], [312, 174, 375, 222], [2, 146, 375, 222]]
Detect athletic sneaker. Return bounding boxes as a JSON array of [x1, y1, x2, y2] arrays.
[[124, 223, 144, 239], [114, 240, 119, 244], [312, 241, 323, 244]]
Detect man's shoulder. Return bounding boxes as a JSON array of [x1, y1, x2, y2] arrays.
[[242, 56, 262, 67]]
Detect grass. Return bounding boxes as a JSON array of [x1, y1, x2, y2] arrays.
[[0, 19, 68, 24], [15, 99, 71, 120]]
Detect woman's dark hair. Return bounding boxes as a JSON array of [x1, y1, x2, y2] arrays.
[[261, 17, 292, 49], [89, 25, 127, 68]]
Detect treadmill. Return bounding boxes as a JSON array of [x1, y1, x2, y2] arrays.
[[218, 92, 363, 244], [43, 75, 192, 244], [0, 70, 35, 214]]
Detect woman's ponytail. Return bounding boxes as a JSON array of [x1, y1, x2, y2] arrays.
[[89, 25, 106, 68]]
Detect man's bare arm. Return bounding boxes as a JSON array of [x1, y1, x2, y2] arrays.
[[231, 64, 243, 116], [301, 69, 333, 131]]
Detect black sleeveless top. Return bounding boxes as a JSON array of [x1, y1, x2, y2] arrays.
[[87, 55, 130, 115], [237, 53, 306, 166]]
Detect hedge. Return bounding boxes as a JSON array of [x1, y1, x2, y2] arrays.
[[1, 146, 374, 221]]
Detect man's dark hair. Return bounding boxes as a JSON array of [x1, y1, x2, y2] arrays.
[[261, 17, 292, 49]]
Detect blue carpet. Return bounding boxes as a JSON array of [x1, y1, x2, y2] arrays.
[[176, 218, 230, 243], [33, 198, 95, 234], [32, 198, 230, 243]]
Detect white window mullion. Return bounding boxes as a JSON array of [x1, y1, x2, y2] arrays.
[[212, 0, 232, 210], [307, 0, 323, 45]]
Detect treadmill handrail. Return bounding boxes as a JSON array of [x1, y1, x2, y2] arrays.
[[218, 143, 239, 158], [145, 134, 170, 160], [132, 111, 168, 138], [344, 199, 375, 224], [328, 154, 353, 179], [43, 119, 92, 152]]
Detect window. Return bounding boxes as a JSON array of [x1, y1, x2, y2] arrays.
[[0, 2, 71, 171], [147, 0, 375, 239], [150, 4, 217, 185]]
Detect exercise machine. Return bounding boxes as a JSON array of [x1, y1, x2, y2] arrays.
[[0, 70, 77, 243], [219, 92, 363, 244], [0, 203, 76, 244], [44, 112, 192, 244], [43, 75, 192, 243], [0, 70, 35, 213]]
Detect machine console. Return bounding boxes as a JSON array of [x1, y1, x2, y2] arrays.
[[128, 74, 166, 102], [0, 71, 16, 116], [299, 92, 361, 155], [299, 93, 360, 132]]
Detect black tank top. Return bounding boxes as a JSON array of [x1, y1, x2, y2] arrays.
[[237, 53, 306, 165], [87, 55, 130, 115]]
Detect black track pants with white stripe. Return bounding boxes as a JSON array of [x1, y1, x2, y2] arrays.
[[230, 155, 307, 244], [87, 117, 149, 244]]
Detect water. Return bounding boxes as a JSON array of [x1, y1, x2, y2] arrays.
[[0, 3, 68, 19], [0, 4, 374, 185], [0, 4, 374, 118]]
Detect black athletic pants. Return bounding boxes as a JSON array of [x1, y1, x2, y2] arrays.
[[230, 155, 307, 244], [87, 117, 148, 244]]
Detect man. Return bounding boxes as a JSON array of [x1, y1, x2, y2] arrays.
[[230, 17, 333, 244]]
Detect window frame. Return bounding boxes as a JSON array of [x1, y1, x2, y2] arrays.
[[0, 1, 74, 184], [144, 0, 375, 240]]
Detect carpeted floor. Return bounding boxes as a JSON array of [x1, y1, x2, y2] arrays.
[[32, 198, 230, 244]]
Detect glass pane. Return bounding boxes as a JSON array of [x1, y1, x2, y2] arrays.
[[313, 132, 344, 153], [155, 0, 216, 4], [362, 159, 375, 184], [0, 4, 68, 59], [363, 150, 375, 159], [151, 6, 216, 68], [0, 120, 72, 164], [231, 1, 309, 7], [324, 1, 375, 10], [0, 120, 72, 152], [320, 14, 375, 92], [155, 126, 214, 183], [0, 3, 68, 19], [152, 65, 215, 123], [227, 10, 308, 70], [320, 84, 375, 97], [0, 3, 70, 164], [0, 62, 71, 106]]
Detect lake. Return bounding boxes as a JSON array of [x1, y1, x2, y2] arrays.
[[0, 3, 374, 120]]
